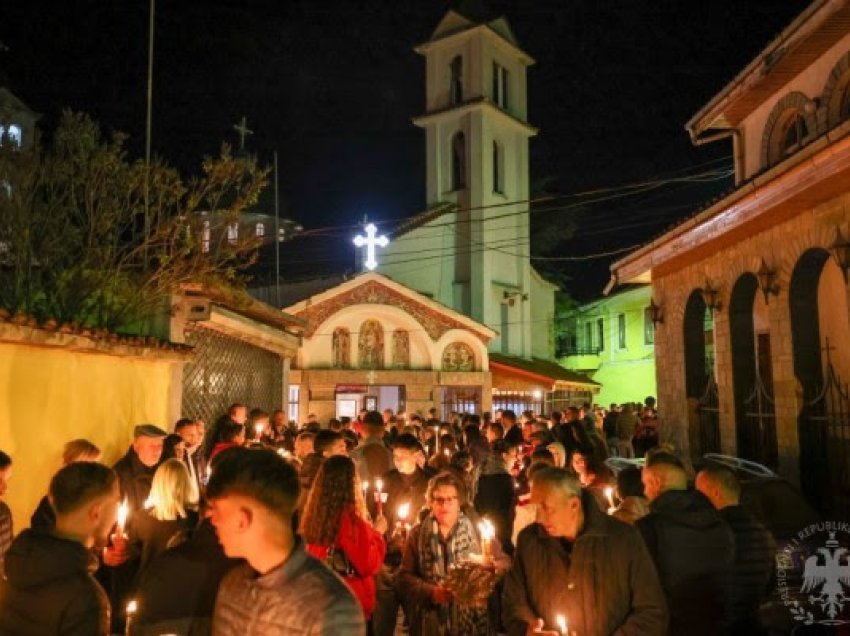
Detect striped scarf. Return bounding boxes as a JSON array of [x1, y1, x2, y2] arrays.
[[416, 512, 489, 635]]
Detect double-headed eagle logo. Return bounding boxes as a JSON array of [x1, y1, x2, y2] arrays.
[[801, 531, 850, 621]]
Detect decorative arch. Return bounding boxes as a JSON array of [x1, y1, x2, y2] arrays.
[[441, 342, 476, 372], [822, 50, 850, 130], [760, 91, 817, 169], [358, 319, 384, 369], [331, 327, 351, 368], [683, 288, 719, 455]]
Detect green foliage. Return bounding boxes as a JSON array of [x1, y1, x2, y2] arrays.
[[0, 111, 269, 333]]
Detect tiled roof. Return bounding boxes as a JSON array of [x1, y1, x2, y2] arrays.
[[489, 353, 600, 386]]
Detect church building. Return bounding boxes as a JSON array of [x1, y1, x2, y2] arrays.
[[280, 5, 598, 421], [609, 0, 850, 517]]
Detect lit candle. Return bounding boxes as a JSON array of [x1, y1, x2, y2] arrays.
[[125, 599, 137, 636], [556, 614, 568, 635], [361, 480, 369, 497], [443, 448, 450, 459], [205, 464, 212, 485], [277, 448, 292, 459], [116, 498, 129, 536], [433, 427, 440, 455], [478, 518, 495, 563], [254, 423, 264, 442], [397, 501, 410, 533], [604, 485, 616, 514], [374, 478, 387, 516]]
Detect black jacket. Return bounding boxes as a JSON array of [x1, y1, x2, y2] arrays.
[[0, 529, 110, 635], [637, 490, 735, 636], [503, 492, 667, 636], [134, 519, 241, 636], [473, 455, 517, 554], [112, 446, 158, 516], [30, 495, 55, 532]]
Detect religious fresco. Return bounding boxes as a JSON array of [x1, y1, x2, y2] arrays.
[[391, 329, 410, 369], [358, 319, 384, 369], [331, 327, 350, 368], [293, 279, 488, 343], [442, 342, 476, 372]]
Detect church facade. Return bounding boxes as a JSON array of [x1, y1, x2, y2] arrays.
[[284, 272, 495, 421], [609, 0, 850, 516]]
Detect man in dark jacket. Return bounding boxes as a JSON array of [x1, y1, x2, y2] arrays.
[[373, 433, 431, 636], [112, 424, 167, 514], [0, 462, 119, 635], [637, 453, 734, 636], [696, 463, 777, 634], [503, 466, 667, 635]]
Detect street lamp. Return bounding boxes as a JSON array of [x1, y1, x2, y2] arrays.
[[756, 259, 780, 304]]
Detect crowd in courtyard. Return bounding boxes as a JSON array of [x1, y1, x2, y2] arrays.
[[0, 400, 778, 635]]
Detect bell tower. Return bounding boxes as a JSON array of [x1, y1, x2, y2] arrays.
[[412, 5, 538, 357]]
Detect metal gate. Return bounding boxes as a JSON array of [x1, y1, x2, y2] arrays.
[[741, 373, 778, 469], [182, 324, 283, 425], [698, 375, 721, 454], [440, 387, 481, 420], [799, 356, 850, 517]]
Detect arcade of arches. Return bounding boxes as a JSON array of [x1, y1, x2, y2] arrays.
[[653, 212, 850, 517]]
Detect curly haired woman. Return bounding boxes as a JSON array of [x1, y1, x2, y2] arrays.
[[300, 455, 387, 622]]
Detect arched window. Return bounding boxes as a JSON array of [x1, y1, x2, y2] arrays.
[[493, 140, 504, 194], [452, 132, 466, 190], [450, 55, 463, 105], [781, 112, 809, 157]]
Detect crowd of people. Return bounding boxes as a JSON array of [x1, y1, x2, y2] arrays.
[[0, 399, 779, 635]]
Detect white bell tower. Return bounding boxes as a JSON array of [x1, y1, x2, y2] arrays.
[[412, 6, 538, 357]]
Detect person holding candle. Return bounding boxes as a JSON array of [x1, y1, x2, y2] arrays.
[[301, 455, 387, 622], [372, 433, 431, 636], [472, 439, 519, 556], [397, 471, 504, 636], [0, 462, 120, 635], [502, 466, 667, 636]]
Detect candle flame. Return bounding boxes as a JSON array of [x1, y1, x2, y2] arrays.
[[556, 614, 567, 635], [397, 502, 410, 520], [126, 599, 138, 615], [116, 498, 129, 531], [375, 478, 383, 493], [604, 485, 615, 509], [478, 518, 495, 541], [361, 480, 369, 492]]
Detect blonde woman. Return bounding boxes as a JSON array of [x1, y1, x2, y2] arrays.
[[133, 458, 199, 573], [30, 439, 101, 531]]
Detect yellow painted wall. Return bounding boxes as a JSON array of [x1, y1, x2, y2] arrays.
[[0, 342, 179, 532]]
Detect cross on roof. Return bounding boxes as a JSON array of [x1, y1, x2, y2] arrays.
[[353, 223, 389, 271], [233, 116, 253, 151]]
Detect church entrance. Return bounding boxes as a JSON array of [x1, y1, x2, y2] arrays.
[[335, 384, 406, 419]]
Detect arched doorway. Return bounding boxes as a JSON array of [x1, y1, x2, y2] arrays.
[[791, 248, 850, 515], [684, 289, 718, 456], [729, 273, 777, 468]]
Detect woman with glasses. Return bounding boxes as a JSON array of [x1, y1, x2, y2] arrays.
[[301, 455, 387, 624], [397, 471, 505, 636]]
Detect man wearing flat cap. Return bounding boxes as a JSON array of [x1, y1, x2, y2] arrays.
[[112, 424, 168, 515]]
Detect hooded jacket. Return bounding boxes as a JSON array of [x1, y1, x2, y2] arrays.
[[636, 489, 735, 636], [0, 529, 110, 635]]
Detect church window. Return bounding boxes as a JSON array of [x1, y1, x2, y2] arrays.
[[781, 112, 808, 156], [450, 55, 463, 105], [493, 140, 504, 194], [451, 132, 466, 190], [493, 62, 508, 109], [227, 222, 239, 245], [255, 222, 265, 237]]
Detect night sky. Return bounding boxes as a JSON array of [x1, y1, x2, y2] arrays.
[[2, 0, 811, 299]]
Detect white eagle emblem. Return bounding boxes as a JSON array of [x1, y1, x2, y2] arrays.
[[801, 532, 850, 620]]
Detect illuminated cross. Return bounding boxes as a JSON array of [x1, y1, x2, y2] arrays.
[[353, 223, 388, 271], [233, 116, 253, 151]]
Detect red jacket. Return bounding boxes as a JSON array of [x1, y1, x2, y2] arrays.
[[306, 506, 385, 618]]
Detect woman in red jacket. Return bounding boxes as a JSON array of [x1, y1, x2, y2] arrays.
[[300, 455, 387, 621]]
